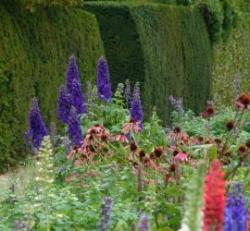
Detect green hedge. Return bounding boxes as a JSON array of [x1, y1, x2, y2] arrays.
[[85, 2, 212, 123], [212, 12, 250, 107], [0, 0, 104, 171]]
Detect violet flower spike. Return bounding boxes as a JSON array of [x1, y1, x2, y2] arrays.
[[58, 85, 72, 124], [97, 56, 112, 102], [169, 95, 184, 115], [67, 106, 83, 147], [224, 183, 248, 231], [66, 54, 81, 94], [130, 82, 143, 128], [124, 79, 131, 107], [25, 98, 48, 149], [138, 214, 150, 231], [98, 196, 113, 231], [71, 78, 87, 115]]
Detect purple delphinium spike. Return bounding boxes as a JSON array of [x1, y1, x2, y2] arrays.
[[13, 220, 25, 231], [130, 82, 143, 128], [224, 183, 248, 231], [66, 55, 80, 94], [67, 107, 83, 147], [124, 79, 131, 107], [71, 78, 87, 114], [97, 56, 112, 102], [138, 214, 150, 231], [58, 85, 72, 124], [169, 95, 184, 115], [98, 196, 113, 231], [233, 73, 241, 98], [25, 98, 48, 149]]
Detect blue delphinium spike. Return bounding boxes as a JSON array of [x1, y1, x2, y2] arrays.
[[138, 214, 150, 231], [25, 98, 48, 149], [97, 56, 112, 102], [224, 183, 248, 231], [98, 196, 113, 231], [58, 85, 72, 124], [66, 54, 81, 95], [130, 82, 143, 128], [67, 106, 83, 147], [71, 78, 87, 115]]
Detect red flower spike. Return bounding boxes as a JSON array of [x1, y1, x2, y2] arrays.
[[248, 209, 250, 231], [203, 159, 225, 231]]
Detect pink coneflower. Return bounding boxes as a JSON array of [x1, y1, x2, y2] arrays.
[[122, 120, 141, 134], [236, 93, 250, 110], [203, 159, 225, 231], [174, 152, 188, 162], [114, 133, 129, 143]]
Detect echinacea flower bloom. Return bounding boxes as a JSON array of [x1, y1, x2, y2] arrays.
[[66, 55, 81, 94], [174, 152, 188, 162], [71, 78, 87, 114], [25, 98, 48, 149], [114, 133, 129, 143], [67, 107, 83, 146], [130, 83, 143, 128], [58, 85, 72, 123], [122, 120, 141, 134], [138, 214, 150, 231], [200, 101, 214, 118], [97, 56, 112, 102], [203, 159, 225, 231], [236, 93, 250, 110], [224, 184, 248, 231], [226, 120, 235, 131], [98, 197, 113, 231]]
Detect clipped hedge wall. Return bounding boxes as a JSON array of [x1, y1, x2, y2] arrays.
[[85, 2, 212, 123], [212, 13, 250, 107], [0, 0, 104, 171]]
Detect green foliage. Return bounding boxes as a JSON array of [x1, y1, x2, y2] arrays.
[[21, 0, 82, 9], [86, 2, 212, 123], [0, 0, 104, 171], [171, 106, 250, 146], [212, 12, 250, 107], [135, 109, 167, 152], [179, 162, 206, 231], [87, 0, 177, 3], [1, 87, 250, 229], [198, 0, 236, 43]]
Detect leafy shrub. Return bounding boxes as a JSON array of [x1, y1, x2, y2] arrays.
[[199, 0, 224, 43], [21, 0, 82, 9], [0, 0, 104, 171], [212, 13, 250, 107], [2, 74, 250, 229], [198, 0, 236, 43], [86, 2, 212, 123]]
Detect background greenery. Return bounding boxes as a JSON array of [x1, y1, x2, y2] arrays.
[[86, 2, 212, 123], [0, 0, 104, 171], [1, 0, 250, 169], [212, 12, 250, 107]]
